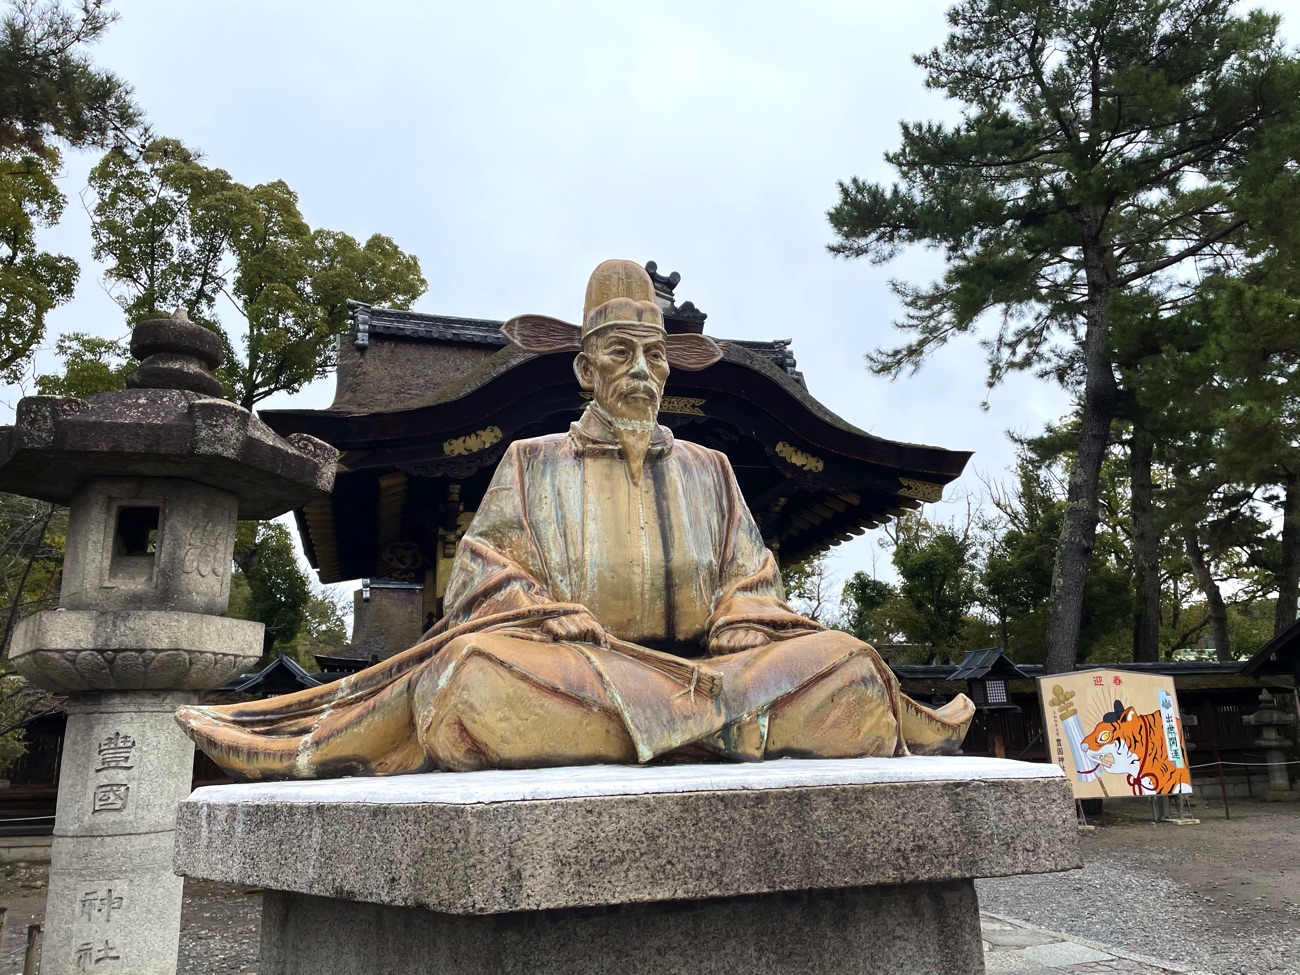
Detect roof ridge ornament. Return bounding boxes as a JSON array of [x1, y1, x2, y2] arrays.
[[644, 260, 707, 332], [348, 299, 373, 351], [644, 260, 681, 300]]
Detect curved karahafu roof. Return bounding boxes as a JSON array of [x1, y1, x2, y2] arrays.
[[260, 272, 972, 590]]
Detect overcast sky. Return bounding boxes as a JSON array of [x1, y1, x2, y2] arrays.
[[14, 1, 1290, 597]]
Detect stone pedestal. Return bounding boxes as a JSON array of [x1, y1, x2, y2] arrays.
[[175, 757, 1082, 975], [42, 692, 198, 975], [11, 606, 263, 975], [10, 608, 263, 975]]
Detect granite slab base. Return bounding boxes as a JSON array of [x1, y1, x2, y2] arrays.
[[175, 757, 1082, 975], [262, 881, 982, 975]]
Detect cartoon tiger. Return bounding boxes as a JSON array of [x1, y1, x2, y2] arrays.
[[1080, 699, 1192, 795]]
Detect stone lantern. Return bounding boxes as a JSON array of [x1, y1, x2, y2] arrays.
[[0, 311, 336, 975], [1242, 688, 1299, 801]]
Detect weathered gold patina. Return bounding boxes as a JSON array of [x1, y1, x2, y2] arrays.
[[176, 260, 973, 779]]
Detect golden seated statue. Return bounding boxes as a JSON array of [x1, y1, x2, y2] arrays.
[[176, 260, 973, 779]]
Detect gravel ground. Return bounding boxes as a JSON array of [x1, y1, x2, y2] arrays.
[[1, 796, 1297, 974], [979, 797, 1300, 975], [0, 872, 262, 975]]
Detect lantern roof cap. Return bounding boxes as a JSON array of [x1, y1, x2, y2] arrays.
[[0, 314, 337, 519]]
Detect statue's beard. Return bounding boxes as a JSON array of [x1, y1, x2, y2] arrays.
[[591, 390, 661, 485]]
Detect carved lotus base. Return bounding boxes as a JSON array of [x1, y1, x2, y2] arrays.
[[9, 609, 263, 693]]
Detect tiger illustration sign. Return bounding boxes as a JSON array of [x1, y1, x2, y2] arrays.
[[1039, 669, 1193, 798]]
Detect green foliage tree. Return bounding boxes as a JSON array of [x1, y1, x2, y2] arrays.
[[88, 137, 428, 408], [1141, 97, 1300, 638], [0, 147, 78, 382], [87, 139, 224, 324], [0, 0, 143, 382], [780, 553, 844, 625], [981, 456, 1059, 654], [1188, 291, 1298, 633], [289, 584, 349, 671], [33, 331, 129, 396], [828, 0, 1299, 673], [1123, 419, 1160, 661], [885, 513, 979, 663], [229, 521, 311, 665], [0, 492, 63, 652], [981, 443, 1134, 662], [1123, 198, 1300, 648], [840, 571, 898, 645], [0, 491, 65, 773], [0, 673, 60, 774]]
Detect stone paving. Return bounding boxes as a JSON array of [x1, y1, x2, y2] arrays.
[[983, 913, 1212, 974]]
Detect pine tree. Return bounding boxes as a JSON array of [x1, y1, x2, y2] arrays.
[[828, 0, 1299, 673], [0, 0, 141, 154]]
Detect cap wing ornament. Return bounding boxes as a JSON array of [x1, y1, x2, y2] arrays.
[[501, 314, 582, 354], [503, 258, 723, 370], [503, 314, 722, 370], [664, 333, 723, 371]]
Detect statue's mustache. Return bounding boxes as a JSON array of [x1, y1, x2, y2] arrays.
[[614, 380, 659, 399]]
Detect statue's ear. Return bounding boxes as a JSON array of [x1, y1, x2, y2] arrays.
[[502, 315, 582, 354], [665, 334, 723, 371], [573, 351, 595, 389]]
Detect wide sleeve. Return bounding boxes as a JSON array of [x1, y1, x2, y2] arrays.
[[440, 442, 556, 627], [704, 449, 822, 654]]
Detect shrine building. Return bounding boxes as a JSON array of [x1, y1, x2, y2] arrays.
[[258, 261, 973, 659]]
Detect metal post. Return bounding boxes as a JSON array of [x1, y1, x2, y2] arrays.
[[1214, 750, 1231, 820], [23, 921, 42, 975]]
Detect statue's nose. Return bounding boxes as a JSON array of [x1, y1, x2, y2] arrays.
[[628, 354, 650, 379]]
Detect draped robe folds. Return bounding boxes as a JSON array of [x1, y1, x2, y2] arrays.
[[175, 410, 928, 781]]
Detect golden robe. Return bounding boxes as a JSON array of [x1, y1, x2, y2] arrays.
[[177, 409, 960, 780]]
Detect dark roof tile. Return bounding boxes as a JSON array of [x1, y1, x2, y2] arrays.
[[346, 301, 803, 377]]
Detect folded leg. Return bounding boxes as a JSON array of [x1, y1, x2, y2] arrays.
[[412, 632, 639, 771], [707, 630, 972, 760]]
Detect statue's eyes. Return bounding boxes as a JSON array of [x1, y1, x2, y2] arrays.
[[647, 348, 666, 362]]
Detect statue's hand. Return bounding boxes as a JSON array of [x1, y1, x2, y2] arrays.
[[541, 610, 608, 647], [707, 626, 771, 655]]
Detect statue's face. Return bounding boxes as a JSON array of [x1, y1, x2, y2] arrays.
[[574, 324, 669, 422]]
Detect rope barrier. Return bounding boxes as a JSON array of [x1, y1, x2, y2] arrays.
[[1189, 758, 1300, 769]]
